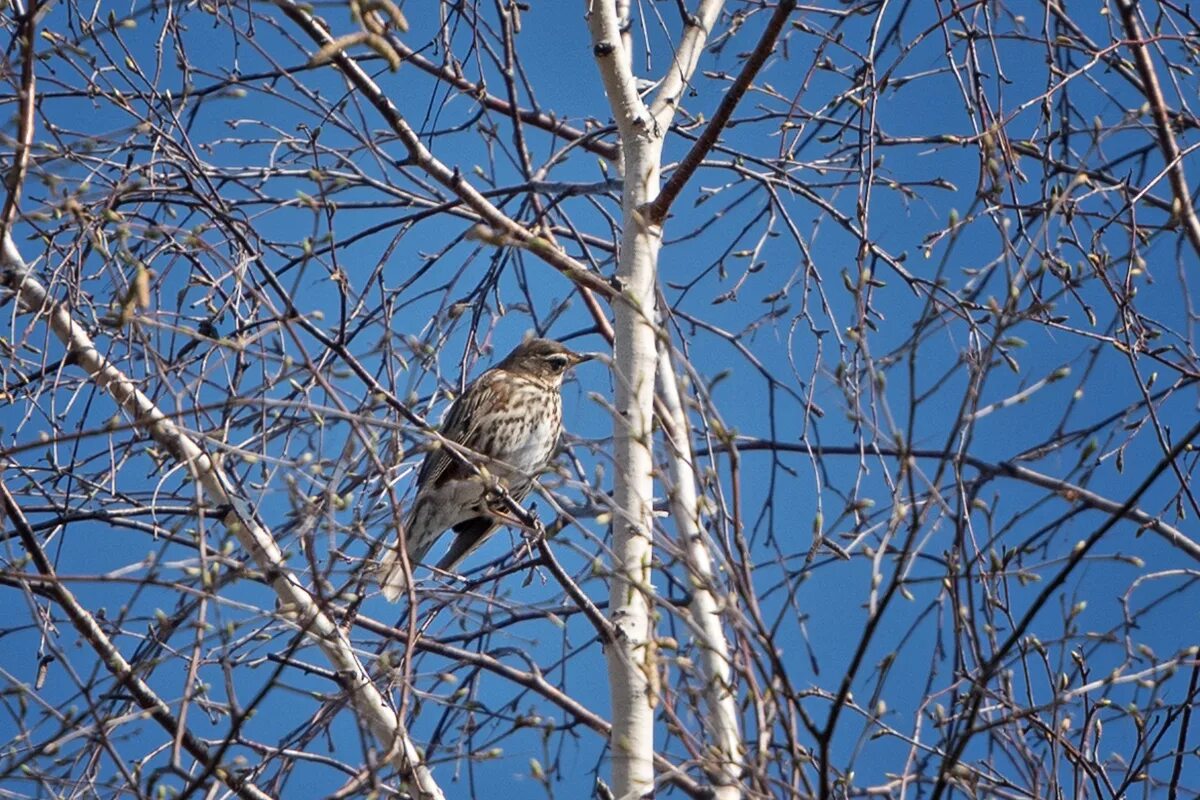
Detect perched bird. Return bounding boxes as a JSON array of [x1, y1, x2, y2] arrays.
[[377, 338, 593, 601]]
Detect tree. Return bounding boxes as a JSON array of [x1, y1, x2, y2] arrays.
[[2, 1, 1199, 798]]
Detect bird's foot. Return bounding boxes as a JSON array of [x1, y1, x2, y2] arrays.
[[520, 515, 547, 543], [486, 496, 539, 531], [518, 519, 549, 588]]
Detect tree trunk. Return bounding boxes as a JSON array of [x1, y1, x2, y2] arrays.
[[586, 3, 664, 796]]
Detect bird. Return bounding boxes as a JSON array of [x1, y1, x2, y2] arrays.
[[377, 337, 594, 601]]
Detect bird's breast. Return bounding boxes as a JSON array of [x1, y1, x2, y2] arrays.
[[483, 379, 562, 476]]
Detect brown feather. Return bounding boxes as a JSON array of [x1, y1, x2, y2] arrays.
[[376, 338, 592, 600]]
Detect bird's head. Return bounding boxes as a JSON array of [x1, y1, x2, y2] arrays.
[[497, 337, 595, 384]]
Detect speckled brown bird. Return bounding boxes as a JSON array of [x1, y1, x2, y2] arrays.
[[377, 338, 593, 601]]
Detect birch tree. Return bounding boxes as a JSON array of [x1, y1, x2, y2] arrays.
[[3, 2, 1200, 799]]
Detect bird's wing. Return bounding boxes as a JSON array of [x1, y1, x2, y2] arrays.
[[435, 478, 534, 574], [414, 370, 498, 489]]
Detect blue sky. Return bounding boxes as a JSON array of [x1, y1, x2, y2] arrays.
[[2, 1, 1198, 797]]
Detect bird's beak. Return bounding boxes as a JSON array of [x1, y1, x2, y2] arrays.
[[570, 352, 599, 366]]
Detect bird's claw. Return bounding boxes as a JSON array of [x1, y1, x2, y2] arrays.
[[521, 518, 547, 541], [490, 504, 535, 530]]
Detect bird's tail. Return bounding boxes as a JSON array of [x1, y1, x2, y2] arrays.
[[433, 517, 498, 577], [376, 511, 432, 602], [376, 546, 408, 602]]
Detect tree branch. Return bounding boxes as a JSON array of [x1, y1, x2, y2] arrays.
[[657, 340, 743, 799], [723, 438, 1200, 563], [645, 0, 795, 226], [0, 7, 37, 243], [1115, 0, 1200, 258], [648, 0, 727, 126], [0, 237, 446, 800], [384, 35, 619, 162], [273, 0, 616, 302], [0, 479, 276, 800]]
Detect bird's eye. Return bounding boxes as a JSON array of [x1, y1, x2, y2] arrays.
[[545, 354, 569, 371]]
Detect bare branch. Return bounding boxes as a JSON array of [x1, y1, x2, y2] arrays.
[[646, 0, 796, 226], [1115, 0, 1200, 258], [0, 238, 445, 800]]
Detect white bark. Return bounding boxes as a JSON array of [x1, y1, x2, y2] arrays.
[[0, 236, 445, 800], [587, 3, 662, 797], [657, 342, 742, 799], [586, 1, 732, 797], [648, 0, 727, 127]]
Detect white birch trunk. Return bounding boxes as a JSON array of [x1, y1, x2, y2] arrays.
[[586, 1, 731, 796], [586, 4, 662, 796], [657, 342, 742, 799], [606, 168, 662, 799]]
